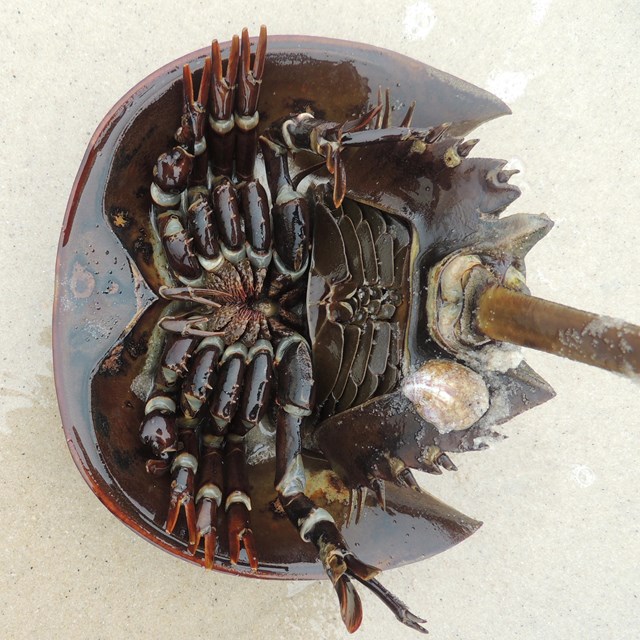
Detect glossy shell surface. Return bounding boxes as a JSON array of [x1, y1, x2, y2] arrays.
[[54, 36, 517, 577]]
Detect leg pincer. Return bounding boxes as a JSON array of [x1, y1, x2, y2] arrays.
[[166, 425, 199, 546], [189, 423, 224, 569], [208, 34, 240, 178], [351, 575, 428, 634], [151, 59, 213, 209], [224, 431, 258, 571], [176, 59, 212, 188], [313, 517, 428, 634], [234, 25, 267, 180]]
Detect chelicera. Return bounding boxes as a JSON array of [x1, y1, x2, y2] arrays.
[[57, 27, 640, 635]]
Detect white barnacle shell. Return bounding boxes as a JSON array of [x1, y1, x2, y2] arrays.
[[402, 360, 490, 434]]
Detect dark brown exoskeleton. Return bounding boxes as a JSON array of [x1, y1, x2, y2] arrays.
[[137, 26, 640, 634]]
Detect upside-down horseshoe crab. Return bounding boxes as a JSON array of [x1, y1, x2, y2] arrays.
[[54, 27, 640, 634]]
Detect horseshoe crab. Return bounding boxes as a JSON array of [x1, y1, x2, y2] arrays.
[[54, 27, 640, 634]]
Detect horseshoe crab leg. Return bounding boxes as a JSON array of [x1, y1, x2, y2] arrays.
[[189, 421, 223, 569], [224, 430, 259, 571], [166, 425, 199, 544], [176, 59, 211, 187], [234, 25, 267, 181], [208, 33, 240, 178], [351, 575, 428, 634], [474, 285, 640, 376]]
